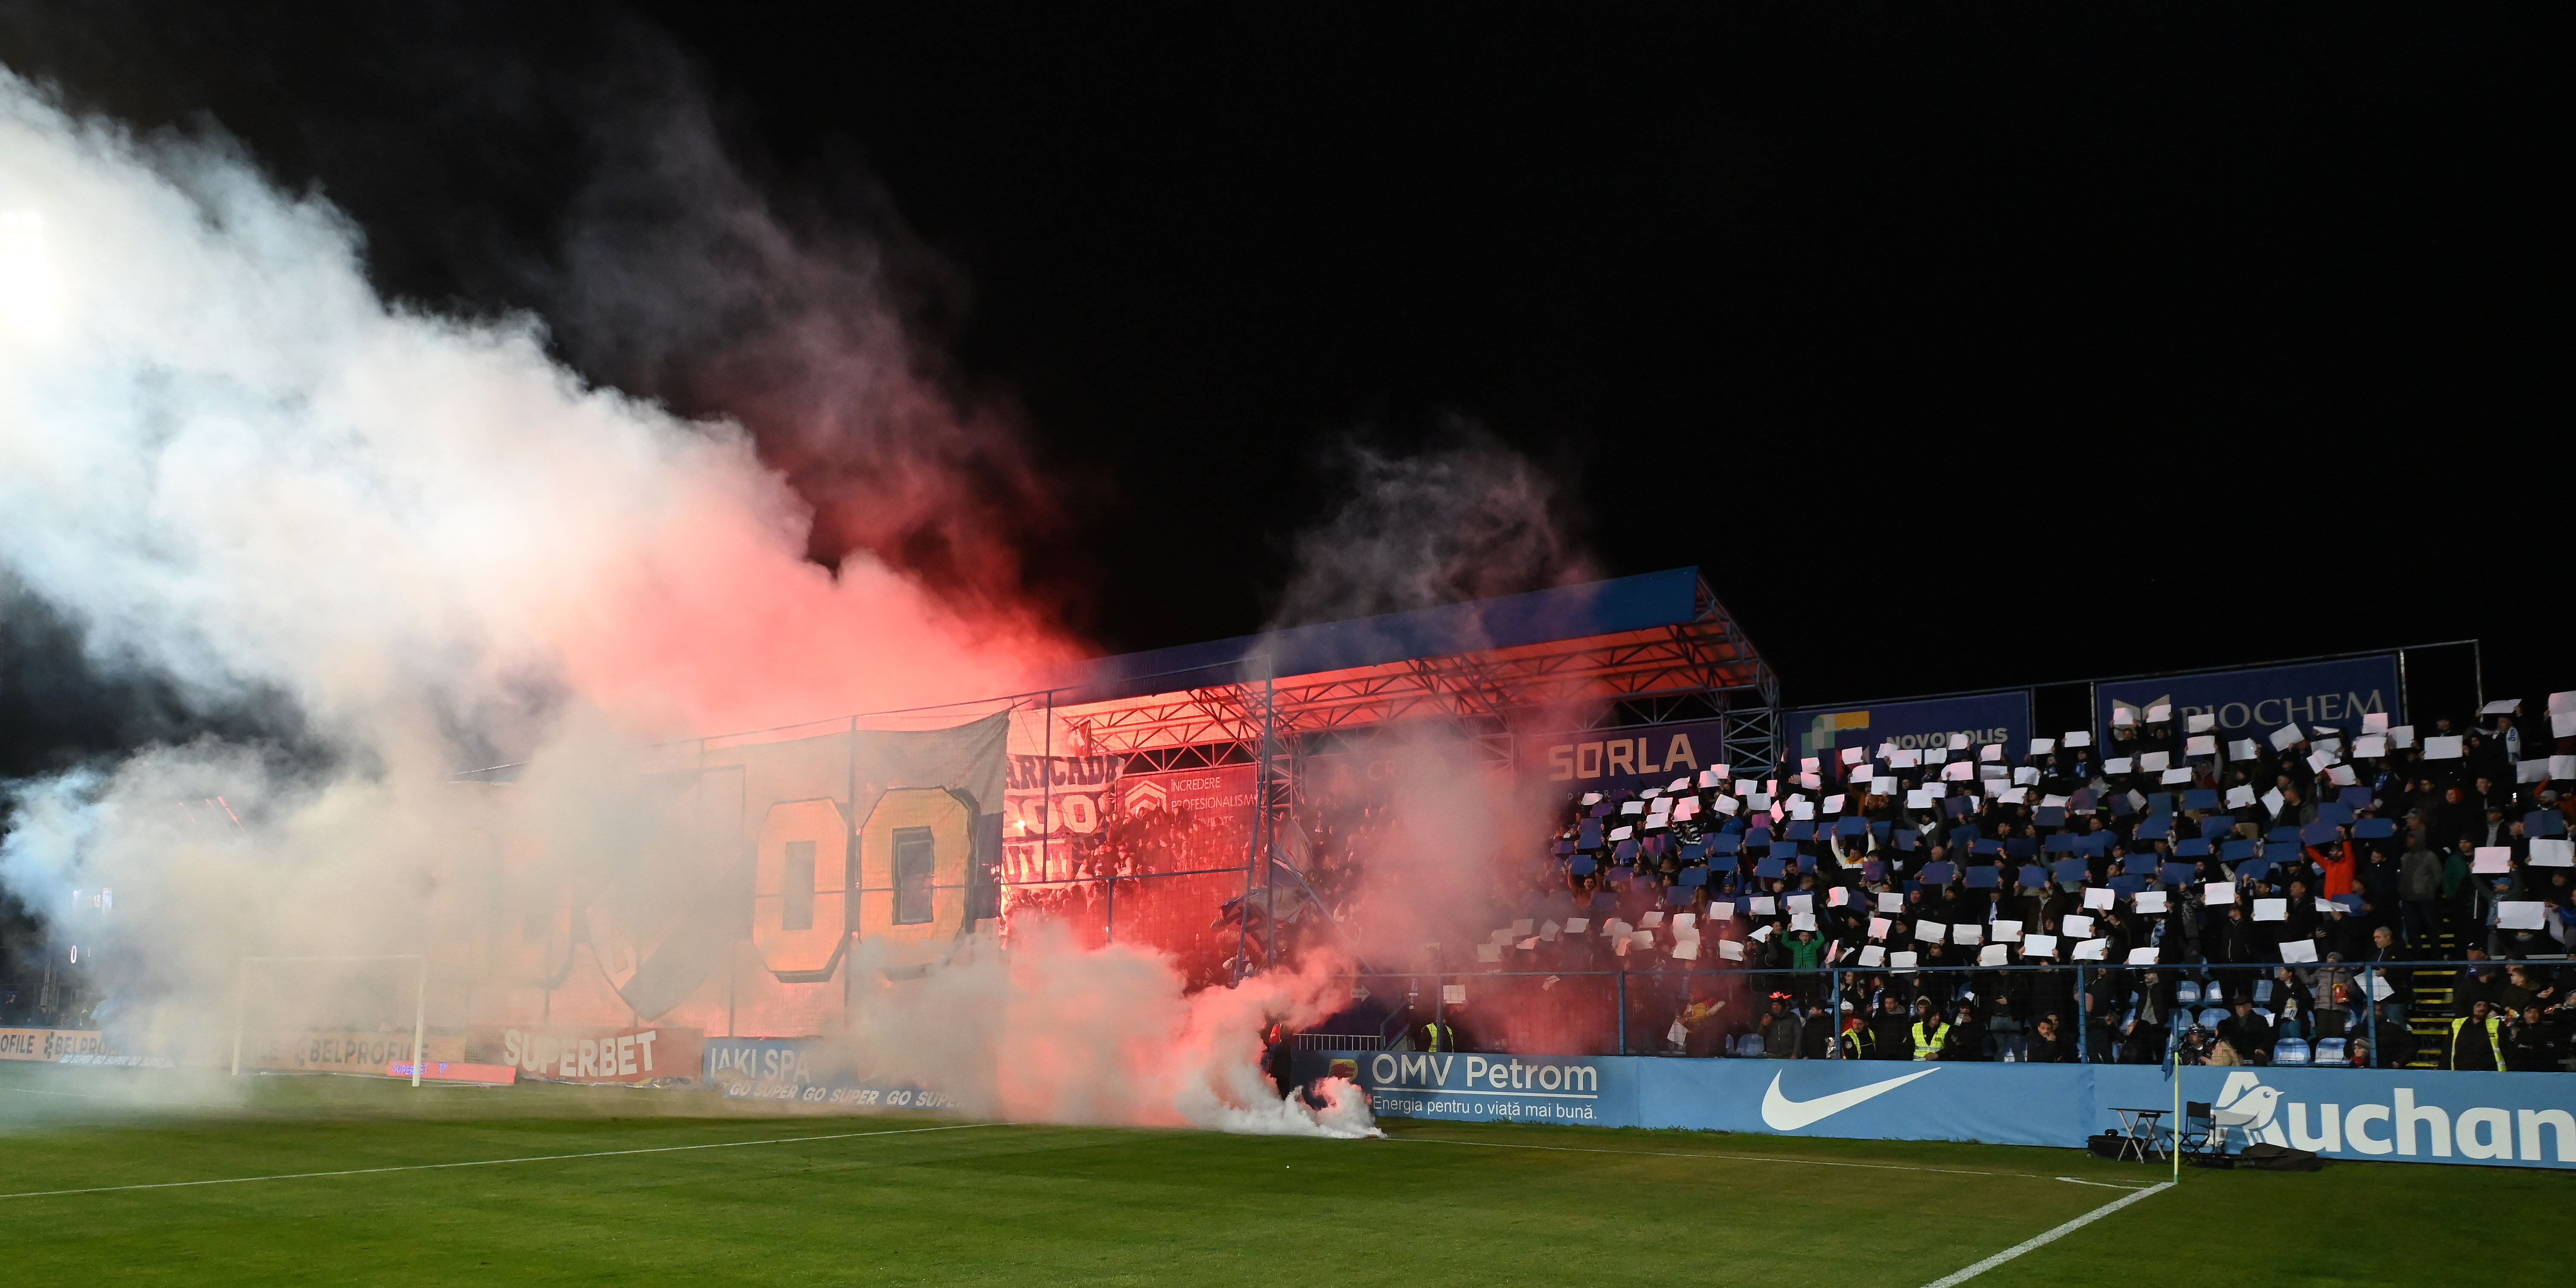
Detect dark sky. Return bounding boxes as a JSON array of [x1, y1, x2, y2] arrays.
[[0, 3, 2563, 763]]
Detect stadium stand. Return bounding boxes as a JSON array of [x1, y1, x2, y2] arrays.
[[1332, 698, 2576, 1071]]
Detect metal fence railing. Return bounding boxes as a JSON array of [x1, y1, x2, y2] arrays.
[[1304, 959, 2548, 1065]]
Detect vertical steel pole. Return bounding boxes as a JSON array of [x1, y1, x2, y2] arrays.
[[1262, 675, 1279, 971], [1616, 970, 1628, 1055], [2077, 965, 2089, 1064], [2366, 965, 2381, 1067], [1830, 968, 1843, 1058], [409, 955, 428, 1088]]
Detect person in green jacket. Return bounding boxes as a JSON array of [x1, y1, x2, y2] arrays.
[[1788, 929, 1824, 972]]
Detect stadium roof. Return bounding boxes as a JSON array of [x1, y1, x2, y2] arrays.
[[1044, 568, 1778, 765]]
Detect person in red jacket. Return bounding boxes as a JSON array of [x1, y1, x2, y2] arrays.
[[2308, 832, 2358, 901]]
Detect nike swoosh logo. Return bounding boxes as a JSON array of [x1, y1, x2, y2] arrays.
[[1760, 1067, 1941, 1131]]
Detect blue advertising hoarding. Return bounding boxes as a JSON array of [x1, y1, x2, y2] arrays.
[[2095, 656, 2401, 744], [1299, 1050, 2576, 1170], [701, 1037, 962, 1111], [1786, 692, 2032, 764]]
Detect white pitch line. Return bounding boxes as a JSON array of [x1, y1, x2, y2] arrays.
[[1919, 1180, 2173, 1288], [0, 1120, 1007, 1201], [1387, 1134, 2042, 1178]]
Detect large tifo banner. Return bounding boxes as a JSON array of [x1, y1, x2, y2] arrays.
[[1789, 692, 2032, 762], [2096, 656, 2401, 741], [1297, 1052, 2576, 1170]]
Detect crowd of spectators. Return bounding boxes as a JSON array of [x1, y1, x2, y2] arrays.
[[1425, 697, 2576, 1070]]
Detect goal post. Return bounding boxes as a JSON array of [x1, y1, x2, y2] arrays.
[[230, 954, 429, 1087]]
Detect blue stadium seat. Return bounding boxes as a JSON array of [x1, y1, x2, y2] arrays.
[[1734, 1033, 1764, 1058], [2174, 981, 2201, 1007], [2314, 1038, 2348, 1066], [2252, 979, 2273, 1005], [2274, 1039, 2310, 1067], [2198, 1007, 2229, 1030]]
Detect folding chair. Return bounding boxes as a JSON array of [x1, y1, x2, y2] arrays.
[[2174, 1101, 2221, 1159]]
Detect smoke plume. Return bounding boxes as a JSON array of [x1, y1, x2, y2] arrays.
[[0, 67, 1363, 1137]]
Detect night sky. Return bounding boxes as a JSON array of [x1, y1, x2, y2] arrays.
[[0, 4, 2561, 770]]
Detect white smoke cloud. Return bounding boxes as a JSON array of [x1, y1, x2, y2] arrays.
[[0, 68, 1370, 1138]]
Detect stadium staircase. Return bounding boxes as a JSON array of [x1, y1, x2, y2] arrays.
[[2403, 927, 2460, 1068]]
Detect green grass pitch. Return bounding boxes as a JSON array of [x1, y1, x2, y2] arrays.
[[0, 1062, 2556, 1286]]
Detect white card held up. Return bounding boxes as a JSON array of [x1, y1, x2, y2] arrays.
[[1878, 893, 1904, 913], [1749, 897, 1776, 914], [1991, 919, 2023, 942], [2387, 725, 2416, 749], [2483, 698, 2521, 715], [1620, 800, 1644, 815], [1639, 911, 1664, 928], [2261, 787, 2286, 817], [1786, 894, 1813, 913], [1870, 777, 1898, 795], [2519, 759, 2552, 784], [2554, 756, 2576, 781], [2066, 731, 2095, 748], [2127, 946, 2160, 965], [1953, 924, 1982, 944], [1917, 920, 1948, 943], [2269, 723, 2304, 751], [1979, 943, 2010, 966], [1476, 944, 1501, 962], [2278, 939, 2319, 964], [1719, 939, 1745, 960], [2021, 934, 2060, 958], [2140, 750, 2171, 772], [1514, 918, 1536, 935], [2423, 736, 2464, 760], [1518, 937, 1539, 951], [1841, 746, 1866, 765], [1889, 749, 1923, 768], [1790, 800, 1816, 820], [1698, 769, 1722, 788], [1735, 779, 1757, 797], [2205, 881, 2237, 905], [2327, 765, 2358, 786], [1715, 796, 1741, 815], [1906, 788, 1932, 810], [2162, 768, 2195, 785], [1981, 743, 2004, 762], [2061, 913, 2096, 938], [1702, 904, 1731, 923], [2558, 712, 2576, 738], [1943, 761, 1973, 782], [1565, 917, 1591, 933], [2352, 735, 2387, 759], [2472, 846, 2512, 873], [2084, 886, 2115, 910], [2072, 938, 2107, 961], [1791, 913, 1817, 932], [2363, 711, 2391, 733], [1858, 945, 1886, 967], [2040, 793, 2070, 808], [1950, 733, 1970, 750], [1672, 939, 1701, 959], [1746, 793, 1772, 810], [1823, 794, 1845, 813], [1609, 825, 1633, 841], [2532, 838, 2575, 867], [1632, 930, 1656, 949], [2229, 739, 2259, 761], [2186, 735, 2217, 757], [1541, 919, 1562, 941], [2147, 704, 2172, 722], [1827, 887, 1849, 907], [2133, 890, 2169, 914], [2226, 785, 2256, 808], [2253, 898, 2288, 922], [1868, 916, 1891, 940], [1923, 747, 1949, 764], [2030, 738, 2057, 755], [2315, 897, 2341, 913], [2103, 757, 2134, 774], [2187, 712, 2216, 733], [2013, 767, 2040, 785], [1890, 951, 1919, 970]]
